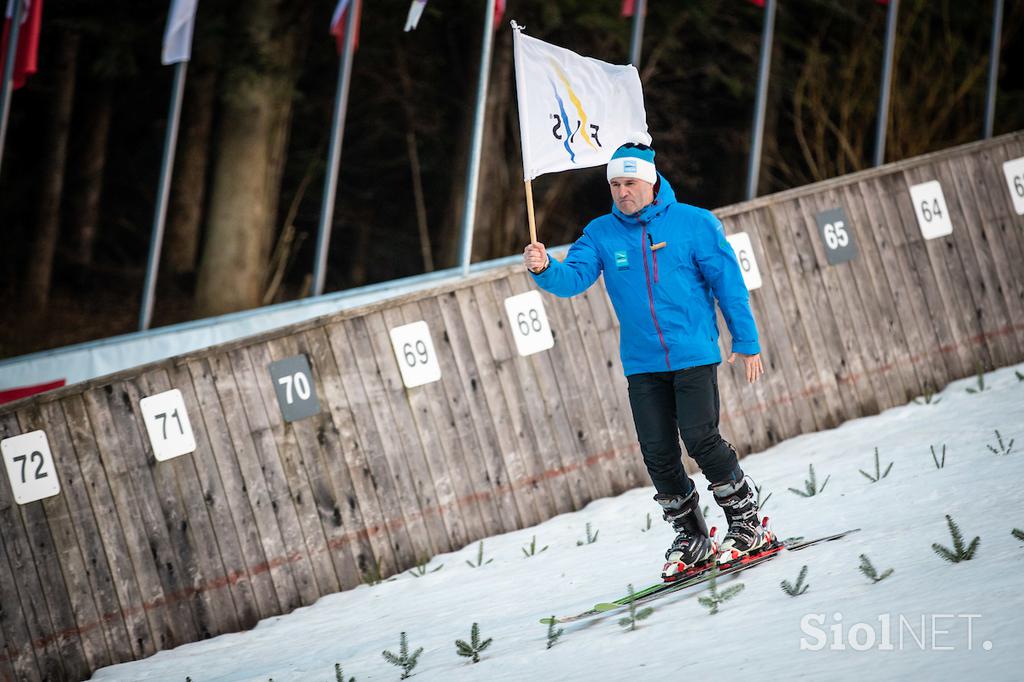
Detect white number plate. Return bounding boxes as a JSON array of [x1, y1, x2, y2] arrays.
[[389, 320, 442, 388], [504, 290, 555, 356], [1, 430, 61, 504], [1002, 157, 1024, 216], [726, 232, 762, 291], [139, 389, 197, 461], [909, 180, 953, 239]]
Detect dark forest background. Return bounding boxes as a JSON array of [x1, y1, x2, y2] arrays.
[[1, 0, 1022, 359]]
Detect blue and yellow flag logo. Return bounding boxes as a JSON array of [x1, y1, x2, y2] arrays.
[[547, 60, 603, 163]]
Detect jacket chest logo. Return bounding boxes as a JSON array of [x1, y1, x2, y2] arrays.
[[614, 250, 630, 270]]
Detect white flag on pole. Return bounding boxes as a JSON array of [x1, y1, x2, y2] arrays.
[[512, 23, 648, 181], [162, 0, 199, 65], [404, 0, 427, 31]]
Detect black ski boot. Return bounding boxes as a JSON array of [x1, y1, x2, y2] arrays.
[[710, 478, 772, 564], [654, 489, 716, 581]]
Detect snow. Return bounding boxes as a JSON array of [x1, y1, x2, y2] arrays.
[[90, 365, 1024, 682]]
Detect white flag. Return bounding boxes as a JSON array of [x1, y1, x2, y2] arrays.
[[512, 23, 648, 181], [405, 0, 427, 31], [162, 0, 198, 65]]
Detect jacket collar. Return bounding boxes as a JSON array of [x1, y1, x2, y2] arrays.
[[611, 173, 677, 226]]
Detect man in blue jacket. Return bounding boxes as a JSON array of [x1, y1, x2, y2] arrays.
[[523, 136, 768, 579]]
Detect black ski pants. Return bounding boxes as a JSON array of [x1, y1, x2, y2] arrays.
[[626, 363, 743, 496]]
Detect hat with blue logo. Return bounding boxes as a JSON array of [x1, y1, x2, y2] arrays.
[[606, 131, 656, 184]]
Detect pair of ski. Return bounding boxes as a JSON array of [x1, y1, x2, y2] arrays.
[[540, 528, 860, 625]]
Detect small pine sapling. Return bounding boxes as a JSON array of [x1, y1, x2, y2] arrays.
[[1016, 370, 1024, 382], [335, 663, 355, 682], [930, 444, 947, 469], [755, 482, 772, 511], [931, 515, 980, 563], [455, 622, 492, 663], [986, 430, 1014, 456], [465, 541, 494, 568], [913, 385, 941, 405], [1012, 528, 1024, 544], [576, 522, 600, 546], [698, 567, 745, 615], [362, 561, 396, 586], [860, 447, 893, 483], [521, 535, 549, 558], [640, 512, 652, 533], [545, 618, 564, 649], [382, 632, 423, 680], [858, 554, 894, 583], [788, 463, 830, 497], [617, 584, 655, 631], [780, 565, 810, 596], [965, 362, 988, 394], [406, 557, 443, 577]]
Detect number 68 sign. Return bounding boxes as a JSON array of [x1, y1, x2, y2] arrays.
[[2, 430, 61, 504], [504, 290, 554, 356]]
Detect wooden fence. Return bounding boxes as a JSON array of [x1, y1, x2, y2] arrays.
[[1, 132, 1022, 681]]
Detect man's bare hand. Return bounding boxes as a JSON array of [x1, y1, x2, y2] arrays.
[[728, 352, 764, 384], [523, 242, 549, 273]]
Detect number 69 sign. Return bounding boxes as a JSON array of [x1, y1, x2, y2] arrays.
[[389, 320, 442, 388], [1, 430, 61, 504]]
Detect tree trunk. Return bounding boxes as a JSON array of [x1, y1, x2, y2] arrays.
[[194, 1, 310, 317], [23, 32, 80, 314], [66, 82, 113, 268]]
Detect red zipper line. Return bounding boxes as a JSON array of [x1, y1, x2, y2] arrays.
[[641, 222, 671, 370]]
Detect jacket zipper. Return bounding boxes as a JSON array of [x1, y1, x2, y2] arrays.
[[640, 222, 671, 370], [648, 233, 659, 283]]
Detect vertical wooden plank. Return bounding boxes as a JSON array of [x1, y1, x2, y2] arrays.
[[411, 297, 505, 535], [876, 171, 962, 382], [488, 277, 577, 515], [202, 354, 302, 613], [264, 333, 360, 590], [341, 315, 429, 569], [137, 368, 243, 639], [100, 380, 201, 644], [81, 387, 181, 652], [0, 519, 30, 682], [454, 286, 544, 526], [185, 358, 281, 621], [61, 394, 154, 660], [219, 349, 320, 606], [766, 202, 847, 428], [901, 166, 993, 374], [434, 291, 527, 532], [378, 304, 473, 552], [838, 181, 925, 405], [242, 339, 340, 598], [301, 326, 381, 585], [738, 209, 819, 440], [16, 402, 107, 677], [0, 414, 50, 682]]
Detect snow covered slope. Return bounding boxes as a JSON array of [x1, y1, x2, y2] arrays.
[[91, 365, 1024, 682]]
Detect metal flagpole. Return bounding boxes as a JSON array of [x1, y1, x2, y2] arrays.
[[873, 0, 899, 167], [457, 0, 496, 276], [745, 0, 776, 201], [312, 0, 359, 297], [983, 0, 1003, 139], [629, 0, 646, 67], [0, 0, 25, 176], [139, 60, 188, 330]]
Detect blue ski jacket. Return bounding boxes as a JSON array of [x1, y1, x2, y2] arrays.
[[531, 175, 760, 376]]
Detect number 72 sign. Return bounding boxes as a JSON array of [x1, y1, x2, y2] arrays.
[[1, 430, 61, 504]]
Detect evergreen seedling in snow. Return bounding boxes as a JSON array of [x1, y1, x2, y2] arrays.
[[860, 447, 893, 483], [465, 541, 493, 568], [986, 430, 1014, 456], [930, 444, 947, 469], [1016, 370, 1024, 382], [788, 463, 830, 497], [931, 515, 980, 563], [858, 554, 894, 583], [406, 558, 443, 577], [640, 512, 652, 532], [455, 622, 492, 663], [1012, 528, 1024, 544], [617, 584, 655, 631], [362, 561, 396, 586], [545, 617, 564, 649], [965, 362, 988, 394], [780, 565, 809, 596], [913, 385, 941, 405], [754, 482, 772, 511], [521, 535, 548, 558], [576, 522, 600, 546], [698, 567, 744, 615], [335, 663, 355, 682], [382, 632, 423, 679]]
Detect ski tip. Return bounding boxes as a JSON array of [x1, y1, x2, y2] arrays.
[[539, 617, 555, 625]]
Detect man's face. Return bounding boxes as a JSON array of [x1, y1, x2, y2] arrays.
[[609, 177, 655, 216]]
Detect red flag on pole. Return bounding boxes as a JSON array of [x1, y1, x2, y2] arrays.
[[621, 0, 635, 16], [330, 0, 361, 54], [0, 0, 43, 89], [493, 0, 505, 32]]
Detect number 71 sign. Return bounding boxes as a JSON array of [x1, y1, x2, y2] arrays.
[[140, 389, 197, 461]]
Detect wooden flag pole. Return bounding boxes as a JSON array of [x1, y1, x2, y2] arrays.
[[525, 179, 538, 244]]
